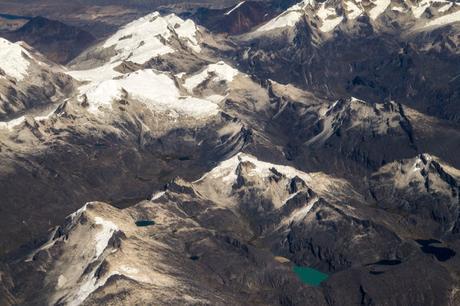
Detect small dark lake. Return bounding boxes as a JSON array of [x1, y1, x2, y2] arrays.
[[0, 13, 31, 20], [416, 239, 456, 262], [135, 220, 155, 227]]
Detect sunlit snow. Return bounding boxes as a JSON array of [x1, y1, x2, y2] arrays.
[[103, 12, 200, 65], [183, 61, 239, 92], [0, 38, 30, 81], [81, 69, 220, 118]]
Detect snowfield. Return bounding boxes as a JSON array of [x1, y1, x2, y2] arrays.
[[65, 12, 226, 120], [102, 12, 201, 65], [0, 116, 26, 130], [183, 61, 239, 92], [80, 69, 220, 118], [0, 38, 30, 81]]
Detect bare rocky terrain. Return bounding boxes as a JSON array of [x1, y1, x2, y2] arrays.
[[0, 1, 459, 305]]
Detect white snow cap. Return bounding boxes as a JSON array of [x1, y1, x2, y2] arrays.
[[0, 38, 31, 81], [103, 12, 201, 65], [256, 0, 345, 33], [0, 116, 26, 130], [256, 0, 460, 34], [317, 3, 344, 32], [368, 0, 391, 20], [197, 152, 314, 187], [256, 0, 314, 32], [183, 61, 239, 92], [81, 69, 219, 118], [422, 10, 460, 28]]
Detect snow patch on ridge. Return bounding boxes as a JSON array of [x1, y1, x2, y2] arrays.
[[438, 2, 453, 13], [152, 191, 166, 201], [183, 61, 239, 92], [93, 217, 118, 259], [317, 3, 344, 32], [0, 116, 26, 130], [0, 38, 30, 81], [344, 1, 364, 19], [369, 0, 391, 20], [410, 0, 456, 18], [65, 216, 119, 306], [256, 0, 314, 32], [280, 197, 319, 226], [196, 153, 314, 191], [80, 69, 219, 118], [422, 10, 460, 28], [68, 64, 122, 84]]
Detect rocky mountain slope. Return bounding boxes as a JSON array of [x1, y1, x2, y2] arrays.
[[237, 0, 460, 122], [0, 38, 75, 121], [4, 153, 460, 305], [1, 16, 96, 64], [0, 1, 459, 305]]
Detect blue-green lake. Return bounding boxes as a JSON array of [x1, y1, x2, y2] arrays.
[[293, 266, 328, 286]]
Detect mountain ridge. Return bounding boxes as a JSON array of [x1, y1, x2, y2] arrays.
[[0, 3, 459, 305]]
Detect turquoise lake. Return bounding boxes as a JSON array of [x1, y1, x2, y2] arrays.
[[293, 266, 328, 286]]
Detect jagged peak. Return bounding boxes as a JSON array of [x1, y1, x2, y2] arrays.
[[307, 97, 408, 145], [411, 153, 459, 181], [196, 152, 313, 186], [322, 97, 403, 126], [374, 153, 459, 193], [253, 0, 460, 35], [101, 12, 201, 66], [194, 153, 352, 204]]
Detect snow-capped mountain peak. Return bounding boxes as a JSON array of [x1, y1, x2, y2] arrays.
[[183, 61, 239, 93], [79, 69, 220, 118], [255, 0, 313, 32], [194, 153, 353, 207], [254, 0, 460, 35], [102, 12, 201, 65], [0, 38, 31, 81]]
